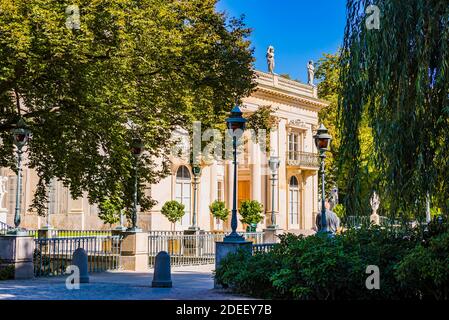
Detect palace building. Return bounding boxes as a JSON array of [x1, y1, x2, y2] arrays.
[[0, 69, 328, 234]]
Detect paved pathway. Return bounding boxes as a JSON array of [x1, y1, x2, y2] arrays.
[[0, 265, 252, 300]]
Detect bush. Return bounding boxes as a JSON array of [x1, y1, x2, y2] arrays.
[[239, 200, 264, 231], [209, 201, 229, 222], [215, 221, 449, 300], [0, 259, 14, 280]]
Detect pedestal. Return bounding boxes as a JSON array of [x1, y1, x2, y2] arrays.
[[38, 227, 54, 239], [0, 208, 7, 225], [214, 240, 252, 288], [370, 213, 380, 225], [119, 231, 149, 271], [263, 227, 283, 243], [0, 235, 35, 279]]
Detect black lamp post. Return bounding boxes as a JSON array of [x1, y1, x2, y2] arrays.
[[190, 164, 201, 231], [268, 156, 280, 229], [128, 138, 143, 232], [313, 124, 332, 233], [224, 106, 247, 242], [9, 118, 31, 235]]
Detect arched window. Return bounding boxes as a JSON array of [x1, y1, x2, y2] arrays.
[[175, 166, 191, 226], [289, 176, 299, 225]]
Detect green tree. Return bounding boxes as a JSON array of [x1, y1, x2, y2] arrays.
[[161, 200, 185, 230], [209, 200, 229, 222], [239, 199, 264, 231], [0, 0, 255, 223], [339, 0, 449, 219]]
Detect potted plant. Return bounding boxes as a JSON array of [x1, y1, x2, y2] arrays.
[[209, 200, 229, 228], [161, 200, 185, 254], [239, 200, 264, 232]]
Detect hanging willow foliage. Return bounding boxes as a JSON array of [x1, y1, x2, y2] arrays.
[[339, 0, 449, 221]]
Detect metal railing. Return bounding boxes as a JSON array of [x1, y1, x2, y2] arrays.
[[148, 231, 265, 267], [148, 233, 224, 267], [0, 221, 11, 235], [287, 151, 320, 168], [241, 232, 264, 244], [33, 235, 122, 277], [252, 243, 276, 254], [49, 229, 112, 238], [341, 215, 401, 228]]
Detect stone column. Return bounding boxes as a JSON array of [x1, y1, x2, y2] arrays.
[[277, 119, 287, 230], [67, 197, 84, 230], [0, 235, 35, 279], [119, 231, 149, 272], [250, 142, 262, 203], [209, 161, 218, 230]]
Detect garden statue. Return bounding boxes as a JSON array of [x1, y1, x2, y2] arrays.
[[266, 46, 275, 74], [370, 191, 380, 225], [307, 60, 315, 85]]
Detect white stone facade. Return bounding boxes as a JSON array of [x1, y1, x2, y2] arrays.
[[0, 71, 328, 232]]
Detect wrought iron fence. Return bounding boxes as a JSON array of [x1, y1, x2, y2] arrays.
[[252, 243, 276, 254], [148, 231, 265, 267], [33, 235, 122, 277]]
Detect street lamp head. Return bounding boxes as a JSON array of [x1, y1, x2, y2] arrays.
[[313, 123, 332, 152], [11, 118, 31, 149], [131, 138, 144, 157], [226, 105, 247, 132], [192, 165, 201, 177], [268, 156, 280, 174]]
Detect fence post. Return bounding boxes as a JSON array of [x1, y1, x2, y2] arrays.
[[262, 228, 283, 243], [117, 231, 149, 271], [0, 235, 35, 279]]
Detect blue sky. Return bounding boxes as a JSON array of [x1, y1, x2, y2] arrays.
[[216, 0, 347, 83]]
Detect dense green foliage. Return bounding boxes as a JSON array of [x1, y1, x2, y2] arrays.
[[215, 218, 449, 300], [0, 0, 255, 223], [0, 259, 14, 280], [209, 200, 229, 222], [339, 0, 449, 219], [316, 52, 377, 215], [239, 199, 264, 228], [160, 200, 185, 224]]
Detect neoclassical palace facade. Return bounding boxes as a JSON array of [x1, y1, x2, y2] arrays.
[[0, 70, 328, 233]]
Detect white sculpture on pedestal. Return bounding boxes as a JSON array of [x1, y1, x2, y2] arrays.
[[266, 46, 275, 74], [370, 191, 380, 225], [307, 60, 315, 86]]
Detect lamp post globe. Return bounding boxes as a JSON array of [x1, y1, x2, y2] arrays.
[[268, 156, 280, 228], [128, 138, 143, 232], [9, 119, 31, 235], [313, 124, 332, 234], [224, 106, 247, 242]]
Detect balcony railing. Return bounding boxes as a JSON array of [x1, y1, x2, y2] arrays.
[[287, 151, 320, 168]]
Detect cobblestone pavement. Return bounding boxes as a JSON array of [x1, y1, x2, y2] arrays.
[[0, 264, 253, 300]]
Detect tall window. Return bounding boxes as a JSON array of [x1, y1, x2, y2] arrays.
[[288, 132, 300, 160], [175, 166, 191, 226], [289, 176, 299, 225]]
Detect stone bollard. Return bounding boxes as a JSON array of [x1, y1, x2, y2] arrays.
[[151, 251, 172, 288], [72, 248, 89, 283]]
